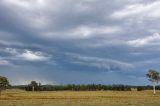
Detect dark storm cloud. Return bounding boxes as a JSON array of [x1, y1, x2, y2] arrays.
[[0, 0, 160, 85]]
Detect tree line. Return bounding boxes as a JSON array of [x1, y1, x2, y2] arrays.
[[0, 69, 160, 95], [13, 84, 133, 91], [12, 84, 160, 92]]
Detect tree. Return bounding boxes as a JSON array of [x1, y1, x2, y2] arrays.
[[0, 76, 9, 97], [30, 81, 38, 91], [146, 69, 160, 94]]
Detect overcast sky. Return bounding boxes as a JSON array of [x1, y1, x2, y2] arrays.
[[0, 0, 160, 85]]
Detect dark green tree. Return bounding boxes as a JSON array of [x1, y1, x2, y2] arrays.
[[0, 76, 9, 97], [30, 81, 38, 91], [146, 69, 160, 94]]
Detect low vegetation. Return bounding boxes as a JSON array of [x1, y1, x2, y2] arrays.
[[0, 69, 160, 106], [0, 90, 160, 106]]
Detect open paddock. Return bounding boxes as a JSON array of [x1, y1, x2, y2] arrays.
[[0, 90, 160, 106]]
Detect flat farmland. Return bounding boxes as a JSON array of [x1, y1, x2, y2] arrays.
[[0, 90, 160, 106]]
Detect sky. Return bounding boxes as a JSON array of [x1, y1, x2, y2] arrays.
[[0, 0, 160, 85]]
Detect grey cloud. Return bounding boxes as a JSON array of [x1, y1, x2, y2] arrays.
[[0, 59, 11, 66], [0, 0, 125, 40], [127, 33, 160, 47], [0, 0, 160, 85], [111, 1, 160, 19], [4, 48, 51, 61], [65, 53, 134, 71]]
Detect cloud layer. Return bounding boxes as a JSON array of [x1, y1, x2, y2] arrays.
[[0, 0, 160, 85]]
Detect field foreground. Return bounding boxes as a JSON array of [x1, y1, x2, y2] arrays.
[[0, 90, 160, 106]]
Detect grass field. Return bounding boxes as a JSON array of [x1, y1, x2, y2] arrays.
[[0, 89, 160, 106]]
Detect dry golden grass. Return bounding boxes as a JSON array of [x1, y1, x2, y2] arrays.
[[0, 89, 160, 106]]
